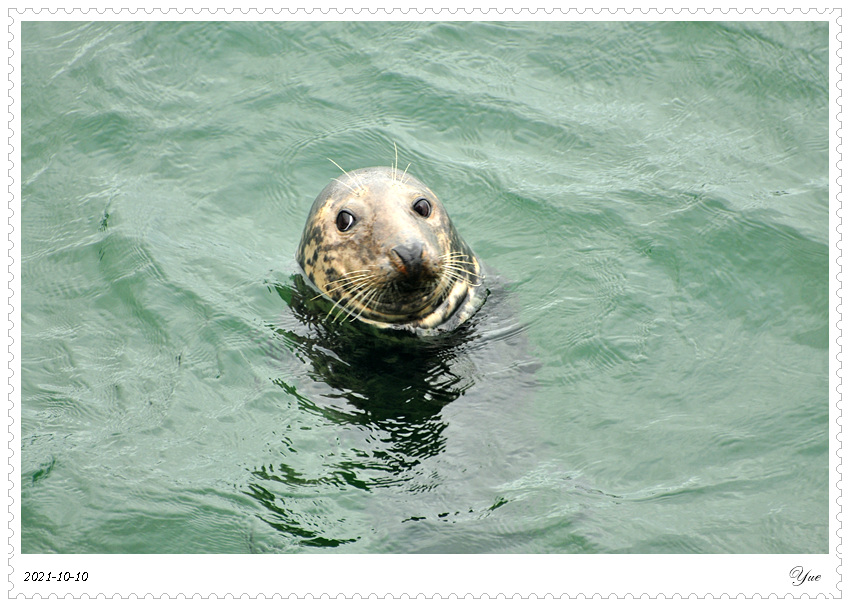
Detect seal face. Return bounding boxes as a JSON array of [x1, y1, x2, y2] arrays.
[[296, 166, 485, 333]]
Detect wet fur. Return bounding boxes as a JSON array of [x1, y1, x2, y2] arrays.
[[296, 166, 485, 334]]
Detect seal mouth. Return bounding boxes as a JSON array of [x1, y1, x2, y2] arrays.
[[315, 251, 482, 326]]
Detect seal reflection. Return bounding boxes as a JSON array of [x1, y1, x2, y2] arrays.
[[245, 276, 485, 550], [279, 273, 477, 440]]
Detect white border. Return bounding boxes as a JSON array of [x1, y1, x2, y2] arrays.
[[5, 3, 843, 600]]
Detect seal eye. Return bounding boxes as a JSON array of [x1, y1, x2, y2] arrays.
[[336, 210, 356, 232], [413, 198, 432, 218]]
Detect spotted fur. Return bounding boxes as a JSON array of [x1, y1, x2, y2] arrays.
[[296, 166, 485, 334]]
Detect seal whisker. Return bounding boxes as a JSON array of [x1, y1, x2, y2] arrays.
[[322, 272, 372, 286], [317, 279, 369, 300], [441, 268, 477, 286], [440, 267, 467, 280], [442, 263, 483, 287], [325, 297, 347, 322], [351, 285, 382, 322], [440, 251, 478, 267], [321, 268, 375, 284], [323, 270, 375, 286], [328, 158, 365, 191], [324, 283, 359, 321], [441, 251, 473, 262], [441, 257, 476, 272], [344, 281, 384, 323], [342, 272, 389, 321], [332, 304, 354, 323], [322, 274, 377, 321], [346, 290, 370, 323], [319, 274, 378, 300], [334, 297, 360, 323], [440, 253, 482, 281], [320, 270, 373, 288], [441, 256, 475, 271], [329, 281, 371, 323], [444, 270, 483, 288], [331, 177, 359, 196], [312, 275, 370, 300]]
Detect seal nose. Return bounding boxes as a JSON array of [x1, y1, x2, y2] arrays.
[[391, 242, 424, 278]]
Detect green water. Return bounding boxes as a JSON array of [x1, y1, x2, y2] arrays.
[[20, 21, 828, 553]]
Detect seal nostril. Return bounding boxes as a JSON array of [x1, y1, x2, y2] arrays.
[[392, 243, 424, 276]]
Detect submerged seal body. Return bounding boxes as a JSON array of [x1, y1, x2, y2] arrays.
[[296, 166, 485, 334]]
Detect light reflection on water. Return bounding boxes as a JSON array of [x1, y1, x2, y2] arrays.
[[21, 20, 828, 553]]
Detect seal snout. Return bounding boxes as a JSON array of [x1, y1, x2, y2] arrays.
[[391, 242, 425, 279]]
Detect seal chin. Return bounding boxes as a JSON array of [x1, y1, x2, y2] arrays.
[[364, 274, 449, 322]]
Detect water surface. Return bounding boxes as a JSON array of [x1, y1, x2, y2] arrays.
[[21, 20, 828, 553]]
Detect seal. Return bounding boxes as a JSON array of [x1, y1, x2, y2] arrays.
[[296, 166, 486, 334]]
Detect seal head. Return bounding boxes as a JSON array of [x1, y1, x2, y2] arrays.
[[296, 166, 485, 333]]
